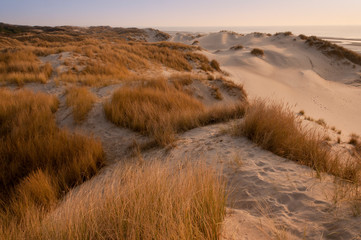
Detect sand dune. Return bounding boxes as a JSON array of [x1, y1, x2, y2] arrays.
[[2, 26, 360, 239], [171, 32, 361, 137]]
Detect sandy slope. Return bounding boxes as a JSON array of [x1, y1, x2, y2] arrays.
[[171, 32, 361, 137], [46, 120, 361, 239]]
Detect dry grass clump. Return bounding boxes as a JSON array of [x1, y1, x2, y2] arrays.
[[0, 89, 105, 219], [0, 160, 226, 240], [169, 73, 196, 90], [230, 44, 244, 50], [349, 134, 361, 154], [251, 48, 264, 57], [234, 100, 361, 183], [0, 48, 52, 85], [66, 86, 97, 122], [210, 59, 221, 71], [210, 86, 223, 100], [104, 79, 246, 145], [302, 35, 361, 65]]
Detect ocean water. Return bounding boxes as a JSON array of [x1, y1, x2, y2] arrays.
[[160, 25, 361, 53]]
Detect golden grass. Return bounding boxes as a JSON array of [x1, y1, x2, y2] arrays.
[[49, 41, 215, 86], [234, 100, 361, 183], [0, 89, 105, 219], [104, 79, 246, 146], [66, 86, 97, 122], [1, 29, 217, 86], [1, 160, 226, 240], [0, 49, 52, 85]]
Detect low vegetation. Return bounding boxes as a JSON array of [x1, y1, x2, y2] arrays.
[[1, 159, 226, 240], [210, 86, 223, 100], [301, 35, 361, 66], [349, 134, 361, 155], [210, 59, 221, 71], [233, 100, 361, 183], [230, 44, 244, 50], [66, 86, 97, 122], [0, 24, 220, 86], [0, 48, 52, 85], [0, 89, 105, 221], [251, 48, 264, 57], [104, 79, 246, 145]]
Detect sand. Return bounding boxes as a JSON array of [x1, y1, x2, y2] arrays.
[[171, 31, 361, 138]]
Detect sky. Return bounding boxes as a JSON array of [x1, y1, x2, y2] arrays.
[[0, 0, 361, 27]]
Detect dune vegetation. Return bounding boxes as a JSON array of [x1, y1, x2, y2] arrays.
[[0, 89, 105, 228], [66, 86, 97, 122], [9, 160, 226, 240], [250, 48, 264, 57], [233, 100, 361, 184], [301, 35, 361, 65], [230, 44, 244, 50], [104, 78, 246, 146], [0, 159, 226, 240], [0, 25, 221, 87], [0, 48, 52, 85], [0, 87, 228, 239]]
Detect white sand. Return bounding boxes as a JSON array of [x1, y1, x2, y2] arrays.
[[171, 32, 361, 137]]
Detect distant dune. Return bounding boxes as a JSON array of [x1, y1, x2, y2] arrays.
[[171, 31, 361, 137]]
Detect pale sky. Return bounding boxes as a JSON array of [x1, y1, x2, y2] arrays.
[[0, 0, 360, 27]]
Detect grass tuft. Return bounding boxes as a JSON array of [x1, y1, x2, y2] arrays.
[[66, 86, 97, 122], [251, 48, 264, 57]]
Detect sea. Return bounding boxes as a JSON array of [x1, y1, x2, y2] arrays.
[[159, 25, 361, 53]]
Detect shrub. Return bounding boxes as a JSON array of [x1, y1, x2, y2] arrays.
[[66, 86, 97, 122], [251, 48, 264, 57], [234, 100, 361, 183]]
